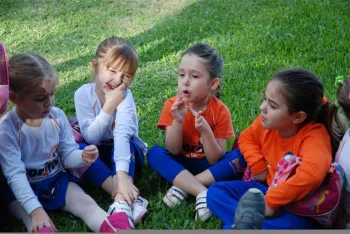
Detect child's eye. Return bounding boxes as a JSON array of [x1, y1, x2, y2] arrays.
[[123, 75, 131, 80], [35, 99, 45, 102], [50, 92, 56, 97], [270, 104, 276, 109], [192, 75, 199, 79], [178, 73, 185, 77], [109, 70, 116, 73]]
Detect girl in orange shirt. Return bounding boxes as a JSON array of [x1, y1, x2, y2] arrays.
[[207, 68, 346, 229], [147, 43, 245, 222]]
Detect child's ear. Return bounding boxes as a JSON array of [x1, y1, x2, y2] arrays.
[[210, 78, 220, 90], [292, 111, 307, 124], [91, 59, 98, 72], [9, 90, 18, 104]]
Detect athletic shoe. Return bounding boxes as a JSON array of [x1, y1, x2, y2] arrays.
[[232, 188, 265, 229]]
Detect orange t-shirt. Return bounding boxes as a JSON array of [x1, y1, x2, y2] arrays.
[[239, 116, 332, 210], [157, 95, 235, 160]]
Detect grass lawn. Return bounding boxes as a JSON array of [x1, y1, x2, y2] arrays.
[[0, 0, 350, 231]]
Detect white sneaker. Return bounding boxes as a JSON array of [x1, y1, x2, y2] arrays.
[[132, 196, 148, 226], [194, 190, 212, 222], [108, 200, 135, 229], [163, 185, 188, 208]]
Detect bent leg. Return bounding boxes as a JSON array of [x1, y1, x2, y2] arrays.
[[62, 182, 108, 232], [196, 149, 247, 186], [207, 181, 267, 229]]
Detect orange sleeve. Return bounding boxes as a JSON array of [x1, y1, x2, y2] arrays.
[[265, 132, 332, 210], [157, 98, 175, 130], [213, 104, 235, 139], [238, 116, 268, 175]]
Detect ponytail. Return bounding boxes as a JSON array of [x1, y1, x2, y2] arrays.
[[321, 102, 347, 158]]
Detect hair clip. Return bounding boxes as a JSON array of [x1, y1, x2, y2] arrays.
[[335, 75, 344, 87], [321, 96, 328, 106]]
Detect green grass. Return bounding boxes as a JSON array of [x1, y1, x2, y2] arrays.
[[0, 0, 350, 231]]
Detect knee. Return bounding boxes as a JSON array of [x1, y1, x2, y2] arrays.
[[225, 150, 246, 166], [147, 145, 166, 166]]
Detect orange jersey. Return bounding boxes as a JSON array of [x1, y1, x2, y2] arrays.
[[239, 116, 332, 210], [157, 95, 235, 159]]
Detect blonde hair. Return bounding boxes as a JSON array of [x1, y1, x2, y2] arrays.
[[95, 36, 138, 76], [9, 53, 58, 99]]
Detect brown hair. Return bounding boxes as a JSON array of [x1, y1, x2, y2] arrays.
[[9, 53, 58, 99], [272, 68, 347, 156], [182, 43, 223, 98], [94, 36, 138, 76]]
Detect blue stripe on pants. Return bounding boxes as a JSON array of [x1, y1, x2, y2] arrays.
[[207, 180, 318, 229], [147, 146, 246, 183]]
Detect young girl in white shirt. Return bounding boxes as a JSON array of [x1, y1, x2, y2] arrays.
[[74, 36, 148, 228], [0, 53, 132, 232]]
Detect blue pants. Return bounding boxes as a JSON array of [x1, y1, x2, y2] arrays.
[[79, 138, 145, 187], [0, 171, 75, 210], [147, 146, 246, 183], [207, 180, 318, 229]]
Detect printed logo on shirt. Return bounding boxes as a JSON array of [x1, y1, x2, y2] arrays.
[[26, 144, 62, 182]]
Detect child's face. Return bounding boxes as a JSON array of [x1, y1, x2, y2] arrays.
[[177, 54, 215, 103], [14, 79, 56, 120], [96, 64, 133, 94], [260, 79, 295, 131]]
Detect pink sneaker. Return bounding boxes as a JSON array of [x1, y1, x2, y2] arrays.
[[100, 212, 132, 232], [37, 227, 54, 233], [108, 200, 134, 229]]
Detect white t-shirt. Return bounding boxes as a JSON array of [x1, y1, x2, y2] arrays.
[[74, 83, 147, 173], [0, 107, 88, 215], [334, 129, 350, 228]]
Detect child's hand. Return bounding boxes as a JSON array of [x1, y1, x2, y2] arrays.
[[171, 90, 187, 122], [265, 204, 275, 217], [191, 110, 211, 134], [104, 83, 126, 114], [29, 207, 57, 232], [253, 170, 268, 182], [113, 171, 139, 205], [82, 145, 99, 163]]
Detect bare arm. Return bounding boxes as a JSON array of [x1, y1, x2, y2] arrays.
[[201, 134, 226, 165], [165, 119, 184, 155], [191, 109, 226, 164], [165, 91, 187, 155]]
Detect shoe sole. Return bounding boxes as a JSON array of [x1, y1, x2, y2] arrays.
[[196, 210, 212, 222]]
